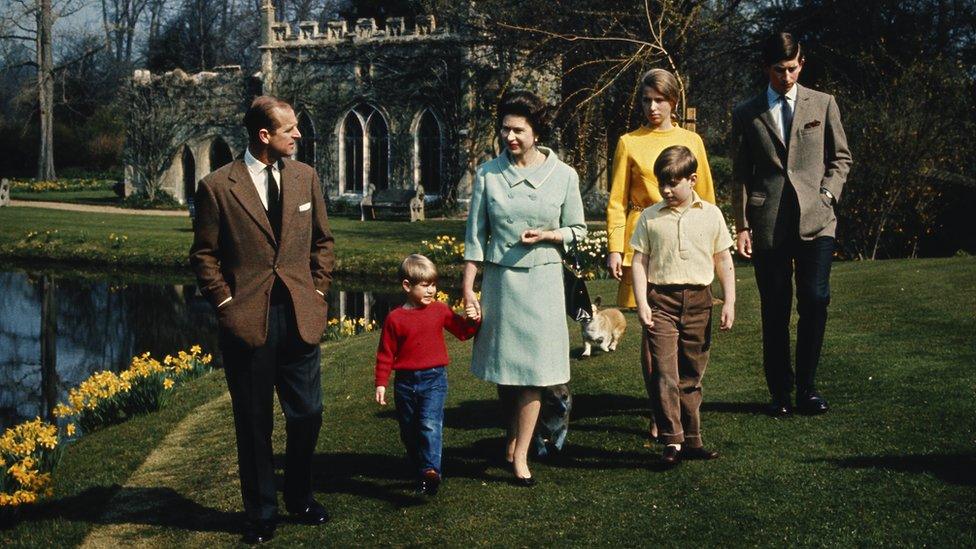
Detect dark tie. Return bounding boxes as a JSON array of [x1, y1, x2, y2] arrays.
[[780, 94, 794, 144], [266, 164, 282, 241]]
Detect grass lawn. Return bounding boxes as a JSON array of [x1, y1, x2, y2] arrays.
[[2, 256, 974, 546], [0, 206, 468, 278], [12, 190, 122, 206]]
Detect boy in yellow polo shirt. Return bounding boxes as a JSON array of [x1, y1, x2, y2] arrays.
[[630, 145, 736, 465]]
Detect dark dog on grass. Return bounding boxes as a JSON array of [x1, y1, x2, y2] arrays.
[[534, 384, 572, 459]]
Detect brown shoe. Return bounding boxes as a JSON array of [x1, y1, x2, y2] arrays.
[[681, 447, 720, 460], [661, 445, 681, 465]]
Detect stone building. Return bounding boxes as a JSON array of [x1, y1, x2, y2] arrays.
[[124, 2, 561, 208]]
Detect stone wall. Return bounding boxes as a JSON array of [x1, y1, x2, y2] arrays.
[[124, 66, 251, 203], [123, 7, 563, 208]]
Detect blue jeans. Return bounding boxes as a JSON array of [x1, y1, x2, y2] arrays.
[[394, 367, 447, 476]]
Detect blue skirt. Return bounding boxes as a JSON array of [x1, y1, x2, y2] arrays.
[[470, 261, 570, 386]]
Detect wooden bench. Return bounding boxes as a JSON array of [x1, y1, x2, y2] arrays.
[[360, 184, 425, 221]]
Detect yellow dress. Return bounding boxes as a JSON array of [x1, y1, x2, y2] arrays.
[[606, 126, 716, 307]]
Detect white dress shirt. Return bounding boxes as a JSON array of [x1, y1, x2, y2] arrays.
[[766, 84, 798, 143], [244, 147, 280, 211]]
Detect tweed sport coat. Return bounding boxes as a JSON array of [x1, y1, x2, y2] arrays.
[[189, 157, 335, 348], [731, 84, 852, 250]]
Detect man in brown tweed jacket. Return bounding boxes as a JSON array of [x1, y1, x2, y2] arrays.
[[190, 95, 334, 544], [732, 33, 852, 418]]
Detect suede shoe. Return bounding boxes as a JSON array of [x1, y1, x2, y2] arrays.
[[420, 468, 442, 496], [286, 499, 329, 525], [242, 519, 276, 544], [661, 445, 681, 466]]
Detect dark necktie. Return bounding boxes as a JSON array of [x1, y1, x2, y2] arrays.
[[266, 164, 282, 241], [780, 94, 794, 144]]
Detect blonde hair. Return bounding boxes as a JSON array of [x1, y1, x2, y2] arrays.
[[398, 254, 438, 284], [640, 68, 680, 113]]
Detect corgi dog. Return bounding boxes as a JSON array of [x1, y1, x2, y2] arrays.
[[534, 383, 572, 458], [581, 296, 626, 357]]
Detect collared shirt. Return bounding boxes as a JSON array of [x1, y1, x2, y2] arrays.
[[629, 191, 733, 286], [767, 84, 798, 142], [243, 147, 280, 210]]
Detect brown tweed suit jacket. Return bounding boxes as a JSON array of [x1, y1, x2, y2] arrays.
[[189, 157, 335, 348], [731, 84, 852, 250]]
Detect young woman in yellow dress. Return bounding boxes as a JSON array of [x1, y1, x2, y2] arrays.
[[606, 69, 717, 308]]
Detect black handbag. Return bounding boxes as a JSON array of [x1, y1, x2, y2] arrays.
[[563, 233, 593, 322]]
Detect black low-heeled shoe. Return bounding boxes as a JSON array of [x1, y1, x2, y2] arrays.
[[512, 464, 536, 487]]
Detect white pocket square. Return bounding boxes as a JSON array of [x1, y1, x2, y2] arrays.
[[298, 202, 311, 212]]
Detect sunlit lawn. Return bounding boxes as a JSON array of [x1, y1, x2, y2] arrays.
[[2, 257, 974, 546]]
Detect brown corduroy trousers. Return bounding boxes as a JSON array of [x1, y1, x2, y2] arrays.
[[640, 284, 713, 448]]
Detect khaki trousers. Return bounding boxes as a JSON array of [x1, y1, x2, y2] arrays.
[[640, 285, 712, 447]]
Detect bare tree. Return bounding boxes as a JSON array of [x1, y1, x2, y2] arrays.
[[101, 0, 152, 63], [1, 0, 88, 180], [471, 0, 706, 192]]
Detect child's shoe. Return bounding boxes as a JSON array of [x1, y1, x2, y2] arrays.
[[419, 468, 441, 496]]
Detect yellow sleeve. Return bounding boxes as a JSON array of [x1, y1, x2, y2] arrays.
[[606, 136, 631, 254], [692, 133, 716, 204]]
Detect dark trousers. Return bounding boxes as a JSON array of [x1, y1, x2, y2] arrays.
[[640, 285, 712, 448], [221, 301, 323, 521], [752, 236, 834, 400], [394, 367, 447, 476]]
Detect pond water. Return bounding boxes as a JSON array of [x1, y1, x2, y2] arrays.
[[0, 268, 418, 430]]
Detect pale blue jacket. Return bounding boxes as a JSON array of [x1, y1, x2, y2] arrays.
[[464, 147, 587, 267]]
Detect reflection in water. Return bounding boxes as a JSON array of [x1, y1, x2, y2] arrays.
[[0, 270, 406, 430]]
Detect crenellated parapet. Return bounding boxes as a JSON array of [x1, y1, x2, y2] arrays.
[[264, 15, 448, 48]]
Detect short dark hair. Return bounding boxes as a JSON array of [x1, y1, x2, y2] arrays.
[[653, 145, 698, 183], [496, 90, 550, 141], [762, 32, 803, 67], [243, 95, 292, 143]]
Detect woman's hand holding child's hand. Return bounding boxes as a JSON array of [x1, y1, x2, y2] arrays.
[[463, 291, 481, 321]]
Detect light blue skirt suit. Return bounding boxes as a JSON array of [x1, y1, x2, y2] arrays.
[[464, 147, 587, 386]]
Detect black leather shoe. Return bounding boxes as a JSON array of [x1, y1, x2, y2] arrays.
[[661, 445, 681, 465], [765, 400, 793, 417], [286, 499, 329, 525], [242, 519, 276, 544], [797, 392, 829, 415], [681, 447, 720, 460]]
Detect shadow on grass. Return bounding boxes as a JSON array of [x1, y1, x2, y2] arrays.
[[818, 453, 976, 486], [700, 401, 769, 415], [303, 444, 511, 506], [3, 485, 237, 533]]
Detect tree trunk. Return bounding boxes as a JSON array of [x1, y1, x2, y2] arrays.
[[37, 0, 56, 181], [40, 275, 59, 422]]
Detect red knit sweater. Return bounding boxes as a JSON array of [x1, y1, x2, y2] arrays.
[[374, 301, 480, 387]]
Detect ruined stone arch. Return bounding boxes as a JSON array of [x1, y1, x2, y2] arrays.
[[335, 102, 389, 194], [208, 136, 233, 171], [180, 145, 196, 204], [295, 110, 316, 168], [412, 108, 445, 195]]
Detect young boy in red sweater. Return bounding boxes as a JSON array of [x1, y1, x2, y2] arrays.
[[374, 254, 480, 495]]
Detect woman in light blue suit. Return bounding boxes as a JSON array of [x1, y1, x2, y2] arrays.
[[462, 90, 586, 486]]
